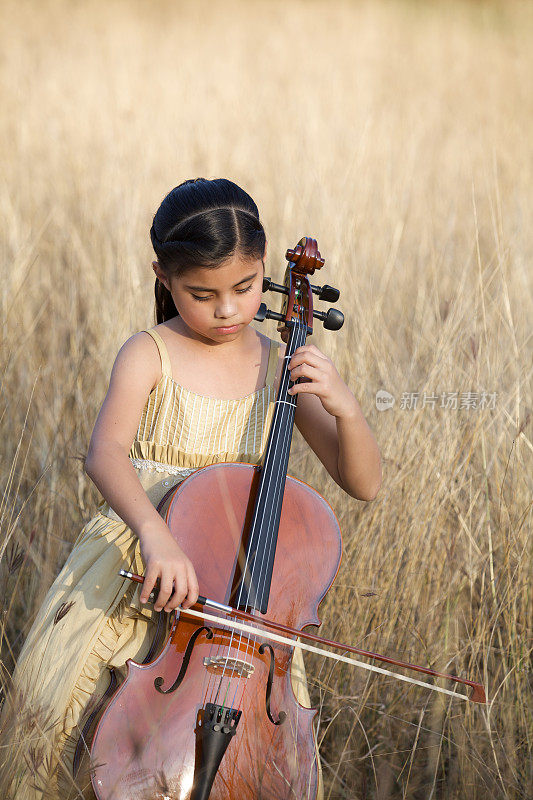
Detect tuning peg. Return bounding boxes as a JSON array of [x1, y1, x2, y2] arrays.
[[313, 307, 344, 331], [310, 283, 340, 302], [254, 303, 285, 323], [254, 303, 267, 322], [262, 277, 289, 295]]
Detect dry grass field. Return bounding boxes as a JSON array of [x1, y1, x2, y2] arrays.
[[1, 0, 532, 797]]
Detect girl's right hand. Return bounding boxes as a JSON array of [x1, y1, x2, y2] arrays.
[[138, 527, 199, 612]]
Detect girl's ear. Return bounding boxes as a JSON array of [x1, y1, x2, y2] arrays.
[[263, 241, 267, 263], [153, 261, 171, 292]]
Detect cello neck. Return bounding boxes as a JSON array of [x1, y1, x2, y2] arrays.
[[235, 319, 308, 613]]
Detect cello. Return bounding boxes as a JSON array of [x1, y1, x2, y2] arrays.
[[89, 238, 485, 800]]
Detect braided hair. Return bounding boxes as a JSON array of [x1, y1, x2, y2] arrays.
[[150, 178, 266, 323]]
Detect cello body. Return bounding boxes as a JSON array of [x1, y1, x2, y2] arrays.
[[91, 462, 342, 800]]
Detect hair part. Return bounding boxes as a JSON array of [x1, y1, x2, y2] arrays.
[[151, 178, 266, 323]]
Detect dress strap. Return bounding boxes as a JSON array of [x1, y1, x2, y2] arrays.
[[264, 338, 281, 386], [143, 329, 173, 380]]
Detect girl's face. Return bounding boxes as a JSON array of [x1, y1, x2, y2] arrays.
[[153, 253, 265, 346]]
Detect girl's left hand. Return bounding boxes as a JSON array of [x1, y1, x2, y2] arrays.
[[288, 344, 357, 418]]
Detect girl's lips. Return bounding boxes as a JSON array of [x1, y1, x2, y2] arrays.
[[214, 324, 241, 334]]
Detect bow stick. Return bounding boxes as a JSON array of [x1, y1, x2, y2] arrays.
[[120, 570, 486, 704]]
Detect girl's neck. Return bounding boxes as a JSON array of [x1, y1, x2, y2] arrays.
[[165, 317, 256, 354], [158, 320, 271, 399]]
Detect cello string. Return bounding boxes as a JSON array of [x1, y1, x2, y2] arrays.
[[207, 622, 238, 705], [206, 356, 292, 708], [233, 311, 306, 703], [212, 334, 295, 707], [229, 321, 300, 652], [204, 317, 298, 707], [206, 618, 230, 705], [226, 312, 305, 710], [209, 628, 241, 707], [210, 297, 306, 713], [239, 314, 299, 612], [242, 317, 302, 633], [207, 333, 297, 708], [244, 314, 304, 627], [215, 320, 299, 710], [230, 317, 304, 702], [251, 312, 304, 608], [200, 321, 299, 707], [243, 312, 303, 630]]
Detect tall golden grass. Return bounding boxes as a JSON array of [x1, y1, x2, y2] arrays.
[[1, 0, 531, 797]]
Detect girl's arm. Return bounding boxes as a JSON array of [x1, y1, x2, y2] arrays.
[[84, 333, 199, 611], [288, 344, 382, 501]]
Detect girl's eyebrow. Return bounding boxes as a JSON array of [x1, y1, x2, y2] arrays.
[[184, 272, 258, 292]]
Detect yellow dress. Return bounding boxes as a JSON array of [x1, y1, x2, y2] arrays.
[[2, 327, 323, 800]]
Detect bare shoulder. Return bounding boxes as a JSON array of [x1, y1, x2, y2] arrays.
[[85, 331, 162, 460], [111, 330, 163, 394]]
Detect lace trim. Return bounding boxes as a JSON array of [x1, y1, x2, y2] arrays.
[[130, 458, 197, 477]]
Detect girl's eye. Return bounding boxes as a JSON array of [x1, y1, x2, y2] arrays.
[[191, 285, 253, 302]]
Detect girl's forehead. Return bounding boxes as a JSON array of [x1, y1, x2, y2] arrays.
[[175, 256, 263, 288]]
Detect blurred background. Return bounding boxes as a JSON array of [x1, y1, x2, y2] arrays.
[[1, 0, 531, 797]]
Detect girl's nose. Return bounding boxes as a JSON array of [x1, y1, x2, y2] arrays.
[[214, 297, 238, 319]]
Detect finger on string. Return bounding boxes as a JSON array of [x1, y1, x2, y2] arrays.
[[288, 380, 323, 395], [292, 345, 328, 361], [290, 352, 325, 370], [290, 364, 322, 382]]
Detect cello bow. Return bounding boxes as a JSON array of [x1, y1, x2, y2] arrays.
[[120, 570, 487, 704]]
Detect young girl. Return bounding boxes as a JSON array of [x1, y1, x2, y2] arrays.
[[3, 178, 382, 800]]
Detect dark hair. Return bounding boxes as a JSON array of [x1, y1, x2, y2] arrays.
[[150, 178, 266, 323]]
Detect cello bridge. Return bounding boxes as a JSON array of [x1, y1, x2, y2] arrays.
[[203, 655, 255, 678]]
